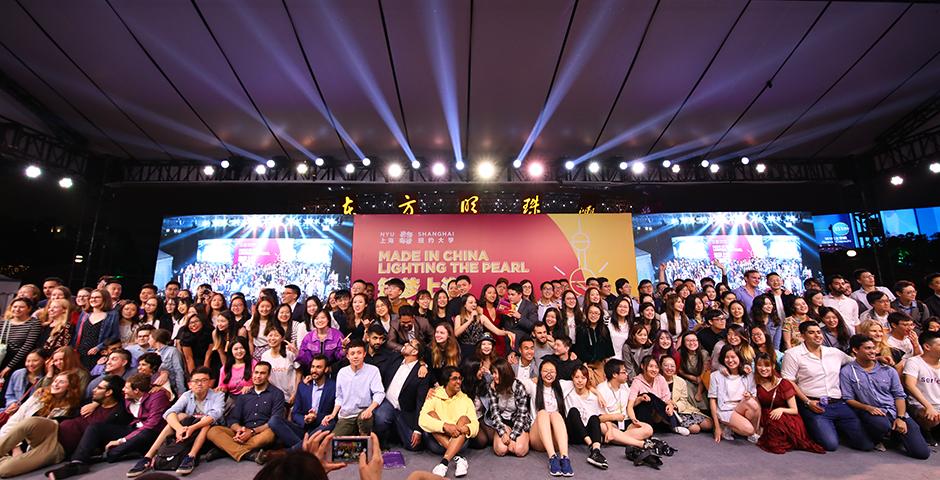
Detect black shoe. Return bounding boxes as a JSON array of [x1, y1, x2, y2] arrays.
[[586, 448, 608, 469], [200, 447, 227, 463], [46, 462, 89, 480], [126, 457, 152, 478], [242, 450, 260, 463], [923, 428, 938, 447]]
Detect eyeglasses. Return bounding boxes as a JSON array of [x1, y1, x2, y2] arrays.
[[190, 378, 211, 384]]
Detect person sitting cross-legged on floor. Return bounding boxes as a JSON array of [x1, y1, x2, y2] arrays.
[[126, 367, 226, 477], [203, 361, 284, 463], [320, 339, 384, 436], [841, 334, 930, 459], [419, 366, 479, 478], [263, 354, 336, 463], [48, 373, 171, 479]]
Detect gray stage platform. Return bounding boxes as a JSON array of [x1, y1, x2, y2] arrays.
[[20, 434, 939, 480]]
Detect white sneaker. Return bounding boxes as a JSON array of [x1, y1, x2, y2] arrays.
[[747, 433, 760, 444], [673, 426, 691, 436], [454, 456, 469, 477], [721, 428, 735, 441], [432, 463, 449, 477]]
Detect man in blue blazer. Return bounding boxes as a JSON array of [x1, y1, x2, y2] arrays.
[[265, 354, 335, 456], [373, 340, 431, 450]]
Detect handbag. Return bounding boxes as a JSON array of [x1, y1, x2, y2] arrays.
[[0, 319, 12, 366]]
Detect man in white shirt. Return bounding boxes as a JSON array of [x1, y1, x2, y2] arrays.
[[887, 312, 922, 361], [536, 281, 559, 322], [823, 275, 859, 328], [373, 341, 430, 450], [594, 359, 653, 447], [781, 321, 871, 451], [902, 331, 940, 446], [850, 269, 895, 310]]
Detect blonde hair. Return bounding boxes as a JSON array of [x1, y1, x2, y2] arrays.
[[857, 319, 892, 360], [48, 298, 72, 337]]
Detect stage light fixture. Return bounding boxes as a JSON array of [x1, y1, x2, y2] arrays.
[[455, 160, 465, 171], [700, 160, 710, 168], [631, 162, 645, 174], [254, 165, 267, 175], [387, 163, 403, 179], [662, 160, 671, 168], [220, 160, 230, 169], [755, 163, 767, 173], [741, 156, 750, 165], [890, 175, 903, 186], [709, 164, 720, 173], [411, 160, 421, 169], [58, 177, 73, 189], [846, 249, 857, 258], [588, 161, 600, 174], [362, 157, 371, 167], [265, 159, 276, 168], [203, 165, 215, 176], [431, 162, 447, 177], [528, 162, 544, 178], [477, 161, 495, 180], [512, 159, 522, 169], [671, 164, 680, 173], [314, 157, 325, 167], [296, 163, 309, 174], [564, 161, 575, 170], [929, 162, 940, 173], [345, 163, 355, 174], [618, 161, 628, 170], [25, 165, 41, 178]]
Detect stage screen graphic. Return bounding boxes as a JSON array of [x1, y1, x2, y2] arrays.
[[351, 214, 637, 297], [877, 206, 940, 238], [633, 212, 821, 293], [155, 215, 352, 301], [812, 213, 857, 249]]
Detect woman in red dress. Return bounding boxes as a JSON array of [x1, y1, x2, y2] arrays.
[[754, 353, 825, 454], [479, 284, 508, 356]]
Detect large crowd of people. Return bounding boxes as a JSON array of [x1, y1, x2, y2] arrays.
[[0, 267, 938, 479], [179, 261, 343, 302]]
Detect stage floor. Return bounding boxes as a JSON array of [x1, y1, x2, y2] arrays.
[[23, 435, 939, 480]]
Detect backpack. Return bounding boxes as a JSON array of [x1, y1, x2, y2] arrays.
[[152, 417, 199, 471], [152, 437, 191, 471]]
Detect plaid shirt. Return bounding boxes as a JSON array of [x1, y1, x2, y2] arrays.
[[484, 379, 532, 441]]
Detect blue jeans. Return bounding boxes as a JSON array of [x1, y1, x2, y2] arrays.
[[856, 411, 930, 460], [269, 415, 328, 451], [373, 400, 422, 451], [798, 400, 872, 451]]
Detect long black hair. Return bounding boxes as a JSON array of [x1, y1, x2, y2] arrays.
[[534, 358, 566, 413], [222, 336, 252, 384], [459, 357, 487, 400]]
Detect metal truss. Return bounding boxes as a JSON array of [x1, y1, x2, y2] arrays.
[[872, 91, 940, 172], [117, 156, 841, 185], [872, 126, 940, 172], [0, 121, 88, 175]]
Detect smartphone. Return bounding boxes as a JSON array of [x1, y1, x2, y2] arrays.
[[331, 436, 371, 463]]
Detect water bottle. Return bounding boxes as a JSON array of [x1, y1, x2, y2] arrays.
[[819, 396, 829, 407]]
